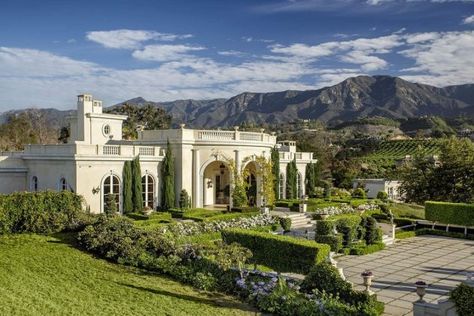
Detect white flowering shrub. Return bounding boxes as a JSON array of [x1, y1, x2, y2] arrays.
[[156, 214, 278, 237]]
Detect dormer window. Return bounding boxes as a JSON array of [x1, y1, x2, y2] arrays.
[[103, 125, 111, 136]]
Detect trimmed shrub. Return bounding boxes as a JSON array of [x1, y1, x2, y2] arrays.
[[0, 191, 84, 234], [365, 216, 382, 245], [396, 230, 416, 239], [221, 228, 330, 274], [231, 206, 260, 213], [179, 189, 190, 209], [425, 201, 474, 226], [352, 188, 367, 199], [315, 234, 343, 252], [279, 217, 292, 232], [335, 215, 362, 247], [105, 193, 118, 216], [377, 191, 388, 201], [161, 141, 175, 210], [301, 263, 384, 315], [315, 220, 335, 235], [450, 283, 474, 316], [349, 242, 385, 255]]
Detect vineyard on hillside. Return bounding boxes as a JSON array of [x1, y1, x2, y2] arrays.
[[357, 139, 443, 178]]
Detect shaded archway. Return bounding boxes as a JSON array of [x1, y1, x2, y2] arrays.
[[203, 161, 231, 206], [243, 161, 258, 206]]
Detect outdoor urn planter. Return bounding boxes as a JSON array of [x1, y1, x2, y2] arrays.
[[361, 271, 374, 295], [415, 281, 428, 302]]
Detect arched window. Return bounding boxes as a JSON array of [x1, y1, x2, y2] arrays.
[[297, 172, 303, 198], [59, 177, 68, 191], [142, 174, 155, 209], [279, 174, 285, 200], [103, 174, 120, 213], [31, 176, 38, 192]]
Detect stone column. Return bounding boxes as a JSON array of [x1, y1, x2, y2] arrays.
[[192, 149, 201, 208]]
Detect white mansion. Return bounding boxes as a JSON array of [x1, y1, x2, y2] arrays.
[[0, 95, 316, 213]]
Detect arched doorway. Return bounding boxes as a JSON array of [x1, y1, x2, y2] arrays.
[[244, 161, 258, 206], [203, 161, 231, 206], [102, 174, 120, 213]]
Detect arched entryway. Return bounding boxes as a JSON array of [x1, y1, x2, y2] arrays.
[[244, 161, 258, 206], [203, 161, 231, 206]]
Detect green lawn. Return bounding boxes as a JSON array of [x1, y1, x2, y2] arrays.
[[0, 234, 257, 316], [390, 202, 425, 219]]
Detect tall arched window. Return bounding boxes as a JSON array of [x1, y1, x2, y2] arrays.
[[279, 174, 285, 200], [297, 172, 303, 198], [31, 176, 38, 192], [142, 174, 155, 209], [103, 174, 120, 213], [59, 177, 68, 191]]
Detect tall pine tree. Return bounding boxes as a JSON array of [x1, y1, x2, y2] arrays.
[[286, 158, 297, 199], [271, 147, 280, 200], [161, 141, 175, 210], [131, 156, 143, 212], [122, 160, 133, 213]]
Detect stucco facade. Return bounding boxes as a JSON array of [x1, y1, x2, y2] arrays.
[[0, 95, 316, 213]]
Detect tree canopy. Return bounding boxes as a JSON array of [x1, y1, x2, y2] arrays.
[[106, 103, 172, 139], [399, 137, 474, 203]]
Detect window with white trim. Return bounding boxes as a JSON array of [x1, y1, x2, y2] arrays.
[[142, 175, 155, 209]]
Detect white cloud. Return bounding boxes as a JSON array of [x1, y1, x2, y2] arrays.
[[399, 31, 474, 86], [86, 29, 193, 49], [271, 34, 402, 71], [1, 30, 474, 109], [463, 15, 474, 24], [132, 44, 205, 62], [218, 50, 246, 57]]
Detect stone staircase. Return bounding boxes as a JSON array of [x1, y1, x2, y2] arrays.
[[284, 213, 315, 229]]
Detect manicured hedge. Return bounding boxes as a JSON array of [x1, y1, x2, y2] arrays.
[[425, 201, 474, 226], [221, 228, 330, 274], [315, 235, 343, 252], [315, 220, 335, 235], [0, 191, 84, 234]]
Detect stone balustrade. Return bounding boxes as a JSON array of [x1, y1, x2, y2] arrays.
[[21, 144, 163, 158]]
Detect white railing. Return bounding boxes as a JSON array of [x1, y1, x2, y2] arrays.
[[198, 131, 235, 141], [138, 147, 155, 156], [240, 132, 262, 141], [295, 153, 303, 159], [102, 145, 120, 155]]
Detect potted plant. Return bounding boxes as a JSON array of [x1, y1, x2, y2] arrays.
[[142, 206, 153, 216], [415, 281, 428, 302], [361, 270, 374, 295]]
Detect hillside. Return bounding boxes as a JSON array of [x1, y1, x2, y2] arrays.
[[2, 75, 474, 130], [112, 75, 474, 128]]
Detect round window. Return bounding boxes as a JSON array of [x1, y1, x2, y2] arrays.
[[103, 125, 111, 135]]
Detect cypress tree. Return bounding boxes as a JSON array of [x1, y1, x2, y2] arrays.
[[305, 162, 316, 197], [271, 147, 280, 200], [131, 156, 143, 212], [161, 141, 175, 210], [286, 158, 297, 199], [122, 160, 133, 213]]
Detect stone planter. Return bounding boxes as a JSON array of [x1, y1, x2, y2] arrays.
[[415, 281, 428, 302], [361, 271, 374, 295]]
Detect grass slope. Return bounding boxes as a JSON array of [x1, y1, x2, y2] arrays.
[[0, 234, 256, 316]]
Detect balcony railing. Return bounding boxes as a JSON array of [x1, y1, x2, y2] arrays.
[[22, 144, 163, 158], [103, 145, 120, 155]]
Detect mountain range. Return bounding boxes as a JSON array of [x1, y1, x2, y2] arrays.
[[2, 75, 474, 129]]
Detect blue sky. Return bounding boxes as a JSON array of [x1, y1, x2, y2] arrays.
[[0, 0, 473, 110]]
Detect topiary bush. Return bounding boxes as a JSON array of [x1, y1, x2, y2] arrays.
[[315, 234, 343, 252], [365, 216, 382, 245], [335, 215, 362, 247], [450, 283, 474, 316], [0, 190, 85, 234], [352, 188, 367, 199], [315, 220, 336, 235], [179, 189, 191, 209], [279, 217, 292, 232], [377, 191, 388, 201], [221, 228, 330, 274]]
